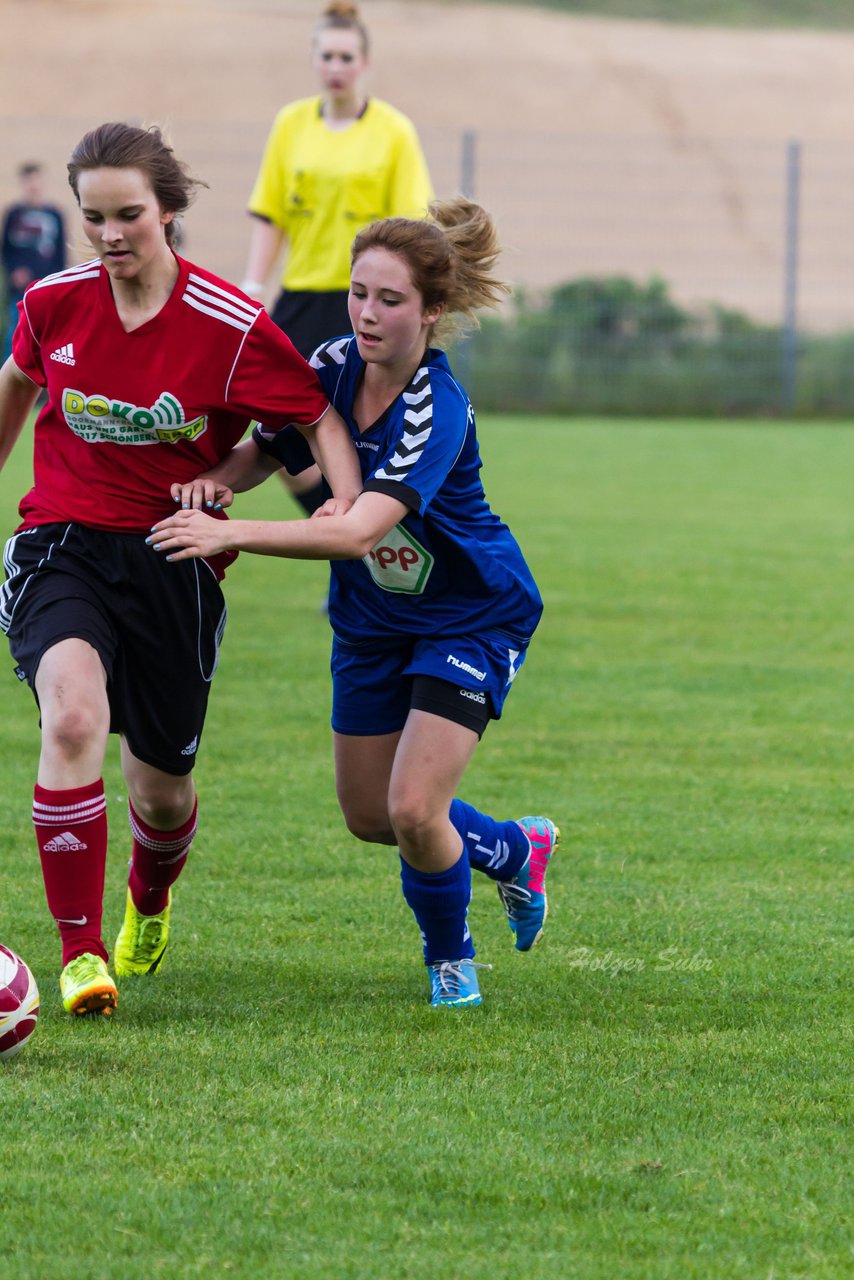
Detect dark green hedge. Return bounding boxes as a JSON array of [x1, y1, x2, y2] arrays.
[[457, 275, 854, 418]]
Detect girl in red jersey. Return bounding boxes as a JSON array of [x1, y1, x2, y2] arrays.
[[0, 122, 361, 1017]]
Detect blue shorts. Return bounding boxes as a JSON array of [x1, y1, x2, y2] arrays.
[[330, 631, 528, 737]]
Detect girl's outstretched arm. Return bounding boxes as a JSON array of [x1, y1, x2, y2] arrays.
[[170, 407, 362, 512], [170, 438, 281, 511], [149, 490, 408, 564]]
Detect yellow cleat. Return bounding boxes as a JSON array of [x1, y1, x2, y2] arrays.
[[114, 890, 171, 977], [60, 953, 118, 1016]]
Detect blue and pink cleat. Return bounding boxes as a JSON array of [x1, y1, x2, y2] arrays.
[[497, 816, 560, 951]]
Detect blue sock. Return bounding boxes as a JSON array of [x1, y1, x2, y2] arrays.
[[399, 853, 475, 966], [449, 799, 530, 882]]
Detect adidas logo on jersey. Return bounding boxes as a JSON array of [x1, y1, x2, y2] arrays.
[[42, 831, 88, 852], [50, 343, 76, 365]]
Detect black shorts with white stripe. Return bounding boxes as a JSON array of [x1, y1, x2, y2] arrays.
[[1, 522, 226, 775]]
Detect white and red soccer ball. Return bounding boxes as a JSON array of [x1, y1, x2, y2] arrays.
[[0, 944, 39, 1060]]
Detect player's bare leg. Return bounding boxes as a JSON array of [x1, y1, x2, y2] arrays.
[[333, 728, 400, 846], [121, 743, 196, 831], [335, 711, 480, 868], [387, 710, 479, 873], [36, 638, 110, 789]]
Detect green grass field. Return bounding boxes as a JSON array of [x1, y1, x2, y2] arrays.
[[0, 418, 851, 1279]]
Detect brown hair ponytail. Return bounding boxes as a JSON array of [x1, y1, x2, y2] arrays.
[[351, 198, 510, 343]]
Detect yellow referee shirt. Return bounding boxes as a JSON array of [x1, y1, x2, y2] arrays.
[[248, 97, 434, 292]]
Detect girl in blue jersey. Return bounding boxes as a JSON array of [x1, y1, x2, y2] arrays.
[[150, 199, 559, 1008]]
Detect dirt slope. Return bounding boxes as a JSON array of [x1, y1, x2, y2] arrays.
[[2, 0, 852, 319]]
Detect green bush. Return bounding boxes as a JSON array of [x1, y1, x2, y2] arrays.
[[456, 275, 854, 418]]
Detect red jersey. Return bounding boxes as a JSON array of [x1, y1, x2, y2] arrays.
[[13, 255, 329, 537]]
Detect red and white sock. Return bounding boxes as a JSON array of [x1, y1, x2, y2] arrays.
[[33, 779, 108, 966], [127, 799, 198, 916]]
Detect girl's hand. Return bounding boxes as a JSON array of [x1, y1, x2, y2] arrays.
[[147, 510, 231, 562], [312, 497, 354, 519], [169, 478, 235, 511]]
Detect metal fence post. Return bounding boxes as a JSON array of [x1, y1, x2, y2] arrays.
[[460, 129, 476, 199], [781, 139, 801, 413]]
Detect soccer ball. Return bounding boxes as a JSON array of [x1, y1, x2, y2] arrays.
[[0, 945, 39, 1061]]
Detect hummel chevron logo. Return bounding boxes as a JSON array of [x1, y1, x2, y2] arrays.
[[43, 831, 88, 852], [50, 343, 76, 365]]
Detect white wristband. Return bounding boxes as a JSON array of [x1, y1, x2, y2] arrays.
[[240, 279, 266, 299]]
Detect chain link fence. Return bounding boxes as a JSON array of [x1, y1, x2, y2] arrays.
[[3, 118, 854, 414], [422, 128, 854, 416]]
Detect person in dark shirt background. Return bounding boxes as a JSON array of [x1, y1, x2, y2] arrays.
[[2, 162, 67, 361]]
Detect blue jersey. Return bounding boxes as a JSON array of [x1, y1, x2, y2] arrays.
[[254, 337, 543, 646]]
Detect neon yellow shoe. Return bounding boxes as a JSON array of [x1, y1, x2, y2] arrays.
[[60, 952, 118, 1016], [114, 890, 171, 977]]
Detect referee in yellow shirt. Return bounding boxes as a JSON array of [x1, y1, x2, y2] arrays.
[[241, 0, 433, 515]]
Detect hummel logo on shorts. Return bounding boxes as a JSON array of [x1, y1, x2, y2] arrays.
[[43, 831, 88, 852], [50, 343, 76, 365]]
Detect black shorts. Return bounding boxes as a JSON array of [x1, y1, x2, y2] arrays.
[[270, 289, 352, 360], [1, 523, 227, 776]]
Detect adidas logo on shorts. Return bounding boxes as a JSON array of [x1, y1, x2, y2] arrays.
[[42, 831, 88, 852], [50, 343, 76, 365]]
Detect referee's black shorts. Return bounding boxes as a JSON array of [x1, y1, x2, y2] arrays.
[[270, 289, 352, 360], [1, 523, 226, 776]]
